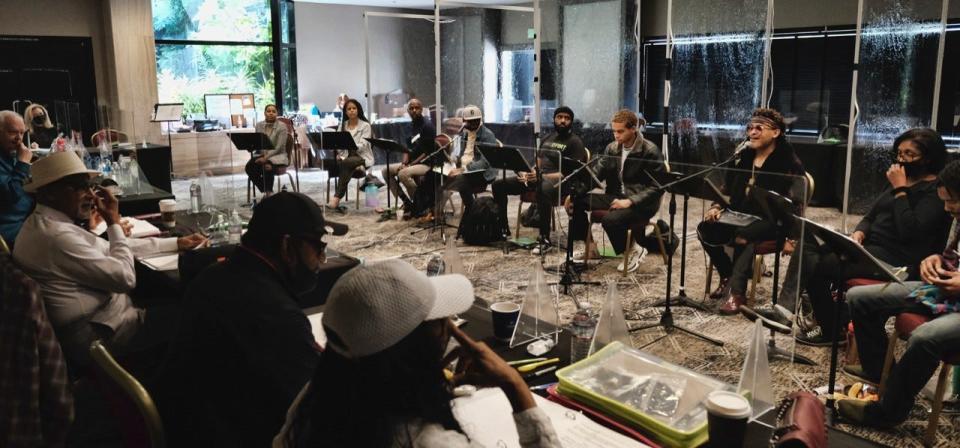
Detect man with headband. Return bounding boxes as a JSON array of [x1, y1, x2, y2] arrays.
[[698, 108, 805, 315], [492, 106, 586, 249]]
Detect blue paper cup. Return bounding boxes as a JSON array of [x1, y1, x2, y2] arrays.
[[490, 302, 521, 341]]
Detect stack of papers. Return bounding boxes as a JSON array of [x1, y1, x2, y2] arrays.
[[92, 217, 162, 238], [452, 388, 649, 448], [140, 253, 179, 271]]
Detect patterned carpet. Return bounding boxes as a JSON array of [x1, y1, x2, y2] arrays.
[[171, 169, 959, 448]]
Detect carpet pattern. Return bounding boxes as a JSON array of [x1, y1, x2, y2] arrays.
[[171, 170, 959, 448]]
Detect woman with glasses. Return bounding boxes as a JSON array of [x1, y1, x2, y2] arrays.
[[786, 128, 951, 345], [698, 108, 805, 315]]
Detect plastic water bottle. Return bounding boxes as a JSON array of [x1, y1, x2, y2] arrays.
[[99, 143, 112, 172], [189, 181, 202, 214], [228, 210, 243, 244], [570, 306, 596, 363], [128, 158, 141, 194]]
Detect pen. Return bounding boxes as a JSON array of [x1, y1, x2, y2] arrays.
[[529, 382, 557, 391], [523, 365, 557, 378], [517, 358, 560, 373], [507, 357, 547, 367]]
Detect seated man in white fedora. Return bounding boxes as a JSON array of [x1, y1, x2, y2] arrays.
[[13, 151, 205, 368]]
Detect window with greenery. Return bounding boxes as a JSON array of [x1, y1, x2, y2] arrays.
[[153, 0, 297, 119]]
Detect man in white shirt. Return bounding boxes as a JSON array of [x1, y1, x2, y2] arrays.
[[14, 151, 204, 367]]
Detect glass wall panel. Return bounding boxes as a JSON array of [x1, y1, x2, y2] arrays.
[[847, 0, 944, 213], [666, 0, 768, 165]]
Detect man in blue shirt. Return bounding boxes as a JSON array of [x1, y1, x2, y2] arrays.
[[0, 110, 34, 247]]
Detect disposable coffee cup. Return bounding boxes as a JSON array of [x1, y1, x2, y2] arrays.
[[704, 390, 752, 448], [159, 199, 177, 228], [490, 302, 521, 341]]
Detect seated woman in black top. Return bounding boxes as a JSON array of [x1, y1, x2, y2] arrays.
[[784, 128, 950, 345], [699, 108, 805, 315], [23, 104, 58, 149]]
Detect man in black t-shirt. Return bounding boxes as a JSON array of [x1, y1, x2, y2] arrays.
[[380, 99, 436, 214], [492, 106, 586, 247]]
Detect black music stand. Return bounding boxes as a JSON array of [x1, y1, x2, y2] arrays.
[[631, 169, 725, 347], [551, 158, 604, 294], [308, 132, 358, 206], [366, 137, 409, 215], [477, 145, 539, 249], [796, 216, 906, 423], [230, 132, 274, 202]]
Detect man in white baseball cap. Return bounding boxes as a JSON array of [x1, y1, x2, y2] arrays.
[[273, 259, 561, 447], [14, 151, 205, 367], [435, 105, 499, 222]]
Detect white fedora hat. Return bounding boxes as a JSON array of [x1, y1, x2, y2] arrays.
[[24, 151, 99, 193]]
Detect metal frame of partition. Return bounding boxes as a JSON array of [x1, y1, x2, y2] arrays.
[[841, 0, 950, 232]]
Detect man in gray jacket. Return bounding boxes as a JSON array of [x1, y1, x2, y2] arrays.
[[443, 105, 498, 213], [566, 109, 664, 272]]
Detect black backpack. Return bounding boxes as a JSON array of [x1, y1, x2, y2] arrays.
[[458, 197, 505, 245]]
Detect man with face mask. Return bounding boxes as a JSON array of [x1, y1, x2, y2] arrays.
[[13, 151, 206, 367], [0, 110, 34, 246], [155, 191, 347, 448], [492, 106, 586, 247]]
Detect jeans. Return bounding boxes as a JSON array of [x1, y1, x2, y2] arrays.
[[847, 282, 960, 424], [334, 155, 366, 199], [245, 158, 275, 193], [569, 193, 650, 255], [382, 163, 430, 205], [492, 176, 559, 237]]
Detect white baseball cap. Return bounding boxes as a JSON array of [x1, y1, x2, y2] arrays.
[[461, 105, 482, 121], [24, 151, 99, 193], [322, 259, 474, 358]]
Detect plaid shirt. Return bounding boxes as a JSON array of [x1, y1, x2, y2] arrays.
[[0, 252, 73, 447]]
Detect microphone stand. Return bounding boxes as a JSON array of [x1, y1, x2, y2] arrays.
[[410, 141, 457, 240], [630, 151, 741, 348], [549, 156, 604, 294]]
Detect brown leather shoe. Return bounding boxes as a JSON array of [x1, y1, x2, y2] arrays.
[[709, 277, 730, 300], [719, 291, 746, 315]]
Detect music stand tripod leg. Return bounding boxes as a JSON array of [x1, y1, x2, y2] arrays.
[[651, 192, 710, 312]]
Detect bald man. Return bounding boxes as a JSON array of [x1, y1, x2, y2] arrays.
[[0, 110, 34, 246], [378, 99, 436, 215]]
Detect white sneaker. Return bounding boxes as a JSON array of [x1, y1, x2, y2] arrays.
[[571, 242, 600, 263], [616, 245, 646, 273]]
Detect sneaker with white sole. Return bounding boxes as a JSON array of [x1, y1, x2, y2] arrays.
[[615, 246, 646, 273], [571, 242, 597, 263]]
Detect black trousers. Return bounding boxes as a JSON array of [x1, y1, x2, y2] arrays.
[[569, 193, 649, 255], [697, 220, 779, 295], [334, 155, 366, 199], [445, 173, 488, 211], [492, 176, 559, 237], [245, 158, 275, 193]]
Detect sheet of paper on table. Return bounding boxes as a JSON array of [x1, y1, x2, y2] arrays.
[[140, 253, 179, 271], [452, 387, 649, 448], [307, 312, 327, 348], [91, 217, 162, 238]]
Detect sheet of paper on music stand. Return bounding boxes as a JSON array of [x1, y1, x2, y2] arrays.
[[140, 253, 179, 272], [307, 312, 327, 348], [229, 98, 244, 114], [451, 387, 648, 448], [154, 104, 183, 122]]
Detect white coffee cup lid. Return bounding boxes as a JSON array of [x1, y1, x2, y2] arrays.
[[704, 391, 752, 418]]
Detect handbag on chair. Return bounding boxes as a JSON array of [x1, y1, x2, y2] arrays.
[[772, 391, 827, 448]]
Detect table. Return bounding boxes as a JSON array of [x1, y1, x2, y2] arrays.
[[118, 190, 176, 216]]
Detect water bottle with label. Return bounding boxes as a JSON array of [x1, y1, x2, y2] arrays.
[[99, 143, 112, 172], [570, 305, 596, 363], [189, 181, 202, 214], [228, 210, 243, 244]]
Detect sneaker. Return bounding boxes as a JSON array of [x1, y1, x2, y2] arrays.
[[842, 364, 880, 386], [531, 237, 555, 255], [739, 305, 792, 334], [616, 246, 646, 273], [754, 305, 793, 328], [795, 326, 845, 347]]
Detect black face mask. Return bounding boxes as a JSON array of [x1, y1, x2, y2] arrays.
[[33, 115, 46, 126], [899, 160, 926, 179], [286, 249, 320, 297]]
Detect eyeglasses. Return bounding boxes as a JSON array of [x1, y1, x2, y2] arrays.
[[746, 124, 774, 133], [295, 236, 327, 256], [61, 177, 98, 191]]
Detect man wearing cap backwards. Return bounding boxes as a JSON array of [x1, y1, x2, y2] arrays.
[[492, 106, 587, 249], [13, 151, 206, 367], [273, 259, 560, 447], [0, 110, 34, 246], [438, 104, 498, 218], [155, 192, 347, 448]]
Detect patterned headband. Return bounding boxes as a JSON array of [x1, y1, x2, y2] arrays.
[[749, 116, 781, 130]]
